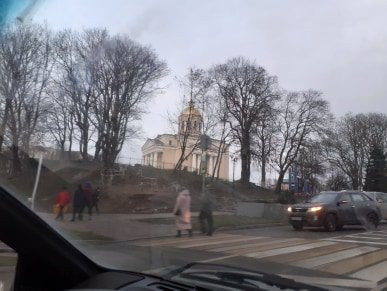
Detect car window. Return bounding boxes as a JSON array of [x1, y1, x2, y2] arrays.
[[351, 193, 367, 202], [340, 193, 351, 202], [376, 193, 387, 202], [309, 193, 337, 203]]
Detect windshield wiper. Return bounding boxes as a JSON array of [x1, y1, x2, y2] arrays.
[[165, 262, 327, 291]]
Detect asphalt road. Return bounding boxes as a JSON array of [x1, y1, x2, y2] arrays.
[[75, 223, 387, 290]]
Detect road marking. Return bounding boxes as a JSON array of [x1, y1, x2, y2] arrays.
[[179, 236, 264, 248], [317, 249, 387, 275], [293, 246, 379, 269], [354, 233, 387, 237], [199, 254, 239, 263], [138, 234, 239, 246], [197, 237, 268, 251], [266, 243, 356, 264], [279, 274, 376, 289], [218, 238, 306, 254], [345, 235, 384, 240], [324, 238, 387, 246], [245, 241, 336, 259], [350, 260, 387, 282]]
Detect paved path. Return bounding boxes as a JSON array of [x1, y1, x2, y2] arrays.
[[37, 212, 232, 241]]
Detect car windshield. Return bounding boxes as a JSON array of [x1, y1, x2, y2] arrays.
[[309, 193, 338, 204], [1, 1, 387, 290]]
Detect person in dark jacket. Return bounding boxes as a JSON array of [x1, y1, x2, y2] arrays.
[[83, 182, 93, 220], [71, 184, 85, 221], [91, 187, 100, 215], [199, 193, 214, 236]]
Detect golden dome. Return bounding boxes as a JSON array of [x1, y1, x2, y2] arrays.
[[180, 104, 202, 117]]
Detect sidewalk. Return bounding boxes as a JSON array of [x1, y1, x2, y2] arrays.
[[37, 212, 233, 242]]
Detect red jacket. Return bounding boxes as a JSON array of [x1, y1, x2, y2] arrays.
[[56, 191, 71, 206]]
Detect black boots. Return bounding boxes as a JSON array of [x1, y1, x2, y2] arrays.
[[176, 230, 192, 237]]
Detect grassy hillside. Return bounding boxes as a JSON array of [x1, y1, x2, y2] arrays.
[[2, 160, 281, 214]]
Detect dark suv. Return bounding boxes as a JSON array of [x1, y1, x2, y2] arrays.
[[288, 191, 380, 231]]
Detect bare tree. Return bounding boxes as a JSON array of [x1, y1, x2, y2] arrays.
[[252, 105, 279, 187], [293, 142, 325, 193], [172, 68, 213, 171], [325, 170, 350, 191], [212, 99, 233, 179], [0, 23, 53, 172], [46, 89, 75, 160], [92, 35, 167, 169], [324, 112, 387, 190], [212, 57, 279, 184], [53, 29, 106, 161], [273, 90, 330, 193]]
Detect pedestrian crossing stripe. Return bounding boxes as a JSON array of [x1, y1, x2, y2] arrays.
[[292, 246, 379, 268], [244, 241, 336, 259], [179, 236, 266, 248], [323, 230, 387, 246], [138, 233, 239, 246], [135, 231, 387, 283]]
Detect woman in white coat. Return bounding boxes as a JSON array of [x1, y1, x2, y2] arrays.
[[173, 188, 192, 237]]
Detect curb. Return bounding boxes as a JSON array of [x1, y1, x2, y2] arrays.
[[216, 222, 287, 232], [77, 222, 287, 245]]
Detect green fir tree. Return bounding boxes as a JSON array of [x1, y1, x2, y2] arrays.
[[364, 144, 387, 192]]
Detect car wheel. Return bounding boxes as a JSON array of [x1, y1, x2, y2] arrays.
[[292, 223, 303, 231], [324, 214, 337, 232], [367, 212, 379, 229]]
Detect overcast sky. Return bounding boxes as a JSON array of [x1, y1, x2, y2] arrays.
[[28, 0, 387, 180]]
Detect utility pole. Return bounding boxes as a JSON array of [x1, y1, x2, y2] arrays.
[[30, 154, 43, 211]]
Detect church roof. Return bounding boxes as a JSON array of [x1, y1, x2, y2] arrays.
[[180, 104, 202, 117]]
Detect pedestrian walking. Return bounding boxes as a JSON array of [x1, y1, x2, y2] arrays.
[[71, 184, 85, 221], [55, 186, 71, 221], [92, 187, 100, 215], [173, 188, 192, 237], [199, 193, 214, 236], [83, 181, 93, 220]]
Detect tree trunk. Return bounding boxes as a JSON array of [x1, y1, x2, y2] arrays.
[[260, 135, 266, 187], [94, 137, 101, 161], [82, 130, 89, 161], [216, 143, 226, 180], [261, 158, 266, 187], [351, 177, 359, 191], [0, 100, 11, 152], [11, 144, 21, 173], [240, 133, 251, 184], [60, 141, 65, 161], [275, 170, 286, 193], [68, 121, 73, 161]]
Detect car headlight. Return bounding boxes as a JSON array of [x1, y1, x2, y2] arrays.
[[287, 206, 292, 212], [308, 206, 322, 212]]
